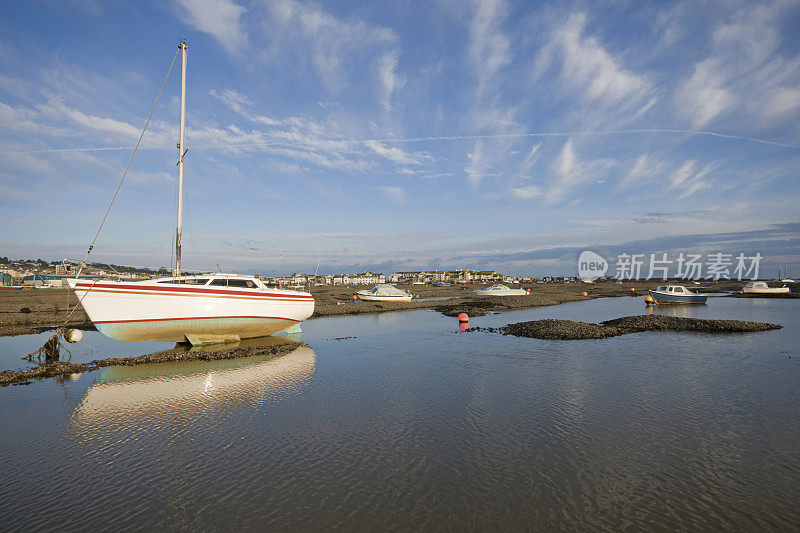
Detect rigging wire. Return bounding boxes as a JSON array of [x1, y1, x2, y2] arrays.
[[62, 48, 180, 327]]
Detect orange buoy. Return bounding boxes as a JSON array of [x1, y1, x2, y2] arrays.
[[352, 294, 357, 301], [459, 322, 469, 331], [581, 291, 588, 297], [458, 312, 469, 322]]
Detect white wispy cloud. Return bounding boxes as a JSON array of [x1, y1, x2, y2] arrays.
[[376, 48, 404, 110], [364, 140, 428, 166], [374, 185, 404, 203], [174, 0, 247, 54], [206, 87, 433, 172], [519, 142, 541, 176], [462, 0, 520, 190], [468, 0, 511, 102], [509, 184, 543, 201], [264, 0, 398, 92], [675, 2, 800, 128], [209, 88, 252, 114], [543, 138, 613, 204], [309, 180, 346, 200], [532, 11, 656, 124], [668, 160, 713, 197], [617, 153, 655, 191], [40, 98, 142, 140], [465, 140, 492, 189]]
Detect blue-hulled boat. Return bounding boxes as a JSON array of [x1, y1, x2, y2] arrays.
[[649, 285, 707, 304]]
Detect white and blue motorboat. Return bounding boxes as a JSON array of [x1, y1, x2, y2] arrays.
[[356, 284, 413, 301], [649, 285, 707, 304], [475, 284, 529, 296]]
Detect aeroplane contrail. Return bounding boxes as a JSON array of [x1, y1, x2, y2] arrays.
[[1, 128, 798, 154]]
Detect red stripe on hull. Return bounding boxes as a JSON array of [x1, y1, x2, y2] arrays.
[[73, 282, 313, 300], [93, 315, 301, 325]]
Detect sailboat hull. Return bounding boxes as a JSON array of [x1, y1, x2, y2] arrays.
[[67, 279, 314, 342]]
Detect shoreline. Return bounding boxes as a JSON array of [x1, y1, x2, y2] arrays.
[[0, 280, 792, 337], [1, 337, 306, 387]]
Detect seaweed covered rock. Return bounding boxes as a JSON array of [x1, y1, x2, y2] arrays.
[[601, 315, 782, 334], [497, 315, 781, 340], [502, 319, 622, 340]]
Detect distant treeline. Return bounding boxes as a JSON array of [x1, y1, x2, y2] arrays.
[[0, 257, 172, 275]]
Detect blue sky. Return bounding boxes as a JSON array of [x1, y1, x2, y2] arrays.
[[1, 0, 799, 277]]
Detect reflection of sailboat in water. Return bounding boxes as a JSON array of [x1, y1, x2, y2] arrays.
[[70, 340, 315, 427]]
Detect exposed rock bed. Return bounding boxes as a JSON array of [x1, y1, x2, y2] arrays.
[[1, 340, 306, 386], [469, 315, 782, 340]]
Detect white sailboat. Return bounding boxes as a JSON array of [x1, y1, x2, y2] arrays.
[[67, 42, 314, 344]]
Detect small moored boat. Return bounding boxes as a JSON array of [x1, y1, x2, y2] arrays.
[[475, 284, 529, 296], [356, 284, 413, 301], [742, 281, 790, 294], [648, 285, 707, 304]]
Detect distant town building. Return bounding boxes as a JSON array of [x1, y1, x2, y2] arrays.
[[55, 264, 73, 276]]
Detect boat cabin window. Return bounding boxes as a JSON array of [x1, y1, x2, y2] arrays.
[[209, 278, 256, 288], [156, 278, 210, 285], [657, 286, 666, 292], [228, 279, 256, 288], [674, 287, 683, 292]]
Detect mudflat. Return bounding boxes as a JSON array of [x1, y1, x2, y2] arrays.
[[0, 289, 89, 336], [0, 280, 754, 336]]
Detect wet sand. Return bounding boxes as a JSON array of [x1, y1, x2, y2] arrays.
[[0, 280, 760, 336], [0, 288, 90, 336], [309, 281, 674, 317]]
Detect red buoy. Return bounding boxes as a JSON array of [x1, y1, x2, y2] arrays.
[[581, 291, 588, 297], [458, 312, 469, 322], [352, 294, 357, 301], [459, 322, 469, 331]]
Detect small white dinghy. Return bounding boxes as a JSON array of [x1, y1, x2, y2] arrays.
[[475, 284, 529, 296], [356, 284, 413, 301], [742, 281, 790, 294]]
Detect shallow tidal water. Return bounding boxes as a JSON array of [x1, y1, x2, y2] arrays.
[[1, 297, 798, 530]]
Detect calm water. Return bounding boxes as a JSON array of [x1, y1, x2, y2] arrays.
[[1, 297, 798, 530]]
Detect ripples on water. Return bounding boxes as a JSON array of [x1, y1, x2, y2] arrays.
[[1, 297, 798, 530]]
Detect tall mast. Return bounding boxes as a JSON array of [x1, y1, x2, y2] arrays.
[[176, 41, 188, 277]]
